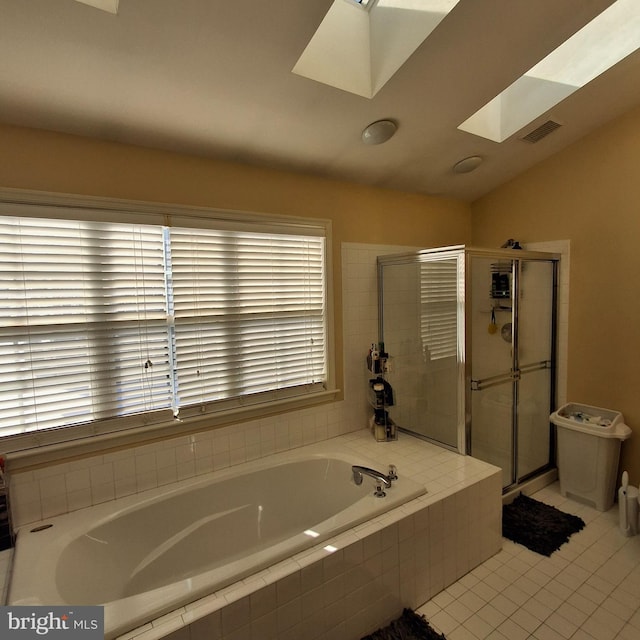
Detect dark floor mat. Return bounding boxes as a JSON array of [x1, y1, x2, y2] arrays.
[[361, 608, 446, 640], [503, 493, 585, 556]]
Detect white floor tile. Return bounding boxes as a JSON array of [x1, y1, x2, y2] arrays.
[[509, 608, 541, 634], [495, 618, 529, 640], [462, 614, 495, 639], [414, 482, 640, 640]]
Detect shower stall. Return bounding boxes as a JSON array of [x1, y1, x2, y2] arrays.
[[377, 245, 559, 491]]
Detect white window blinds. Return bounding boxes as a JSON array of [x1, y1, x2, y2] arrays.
[[169, 226, 326, 417], [0, 217, 173, 437], [419, 258, 459, 360], [0, 211, 328, 442]]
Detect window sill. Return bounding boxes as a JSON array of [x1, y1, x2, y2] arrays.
[[5, 389, 341, 474]]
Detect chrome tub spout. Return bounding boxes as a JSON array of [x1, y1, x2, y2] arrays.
[[352, 465, 391, 497]]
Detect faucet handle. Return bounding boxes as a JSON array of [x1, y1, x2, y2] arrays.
[[388, 464, 398, 481]]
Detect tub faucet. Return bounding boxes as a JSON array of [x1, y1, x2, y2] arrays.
[[352, 465, 391, 497]]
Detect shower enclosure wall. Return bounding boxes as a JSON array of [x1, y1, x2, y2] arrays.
[[378, 245, 559, 491]]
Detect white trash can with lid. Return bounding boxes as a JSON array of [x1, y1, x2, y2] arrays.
[[550, 402, 632, 511]]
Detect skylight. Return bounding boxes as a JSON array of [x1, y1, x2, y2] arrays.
[[458, 0, 640, 142], [292, 0, 461, 99], [74, 0, 119, 13]]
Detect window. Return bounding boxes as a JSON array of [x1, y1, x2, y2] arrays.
[[458, 0, 640, 142], [168, 225, 327, 418], [419, 258, 459, 360], [0, 200, 330, 449]]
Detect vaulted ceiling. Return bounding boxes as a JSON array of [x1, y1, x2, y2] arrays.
[[1, 0, 638, 201]]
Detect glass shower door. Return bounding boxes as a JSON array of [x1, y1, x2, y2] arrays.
[[469, 255, 557, 489], [378, 252, 463, 451], [469, 256, 516, 487], [516, 259, 556, 481]]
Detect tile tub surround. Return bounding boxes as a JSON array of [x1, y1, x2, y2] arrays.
[[104, 430, 502, 640], [6, 404, 356, 529]]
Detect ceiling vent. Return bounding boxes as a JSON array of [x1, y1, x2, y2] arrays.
[[520, 120, 562, 143]]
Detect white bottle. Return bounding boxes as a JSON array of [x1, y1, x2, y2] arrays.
[[619, 472, 638, 536]]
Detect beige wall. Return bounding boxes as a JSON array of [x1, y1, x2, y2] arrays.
[[472, 105, 640, 484], [0, 123, 472, 399]]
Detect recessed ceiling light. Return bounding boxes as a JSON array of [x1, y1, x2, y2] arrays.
[[453, 156, 483, 174], [362, 120, 397, 145], [459, 0, 640, 142]]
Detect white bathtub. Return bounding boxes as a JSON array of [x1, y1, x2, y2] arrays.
[[8, 443, 425, 639]]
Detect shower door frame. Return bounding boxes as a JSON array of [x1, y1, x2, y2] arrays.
[[378, 245, 560, 492], [465, 248, 560, 491]]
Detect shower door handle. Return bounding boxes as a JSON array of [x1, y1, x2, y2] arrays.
[[471, 370, 518, 391], [519, 360, 552, 374], [471, 361, 551, 390]]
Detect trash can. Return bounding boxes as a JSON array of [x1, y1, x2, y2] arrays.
[[550, 402, 632, 511]]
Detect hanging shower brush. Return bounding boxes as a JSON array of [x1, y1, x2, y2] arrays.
[[488, 308, 497, 334]]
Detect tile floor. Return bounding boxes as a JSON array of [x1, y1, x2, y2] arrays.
[[417, 482, 640, 640]]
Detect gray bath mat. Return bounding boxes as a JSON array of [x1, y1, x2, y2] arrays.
[[361, 608, 446, 640], [502, 494, 585, 556]]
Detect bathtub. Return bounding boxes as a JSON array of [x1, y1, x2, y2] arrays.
[[8, 443, 426, 639]]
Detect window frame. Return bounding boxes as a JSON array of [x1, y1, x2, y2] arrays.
[[0, 188, 337, 467]]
